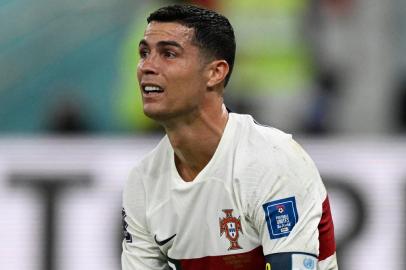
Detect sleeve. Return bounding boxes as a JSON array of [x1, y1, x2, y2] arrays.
[[121, 168, 169, 270], [249, 138, 338, 269]]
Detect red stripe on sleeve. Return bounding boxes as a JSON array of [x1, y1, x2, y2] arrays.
[[318, 196, 337, 260]]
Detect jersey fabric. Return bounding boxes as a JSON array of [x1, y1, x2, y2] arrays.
[[122, 113, 338, 270]]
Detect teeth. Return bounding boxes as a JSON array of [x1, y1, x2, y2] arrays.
[[144, 86, 162, 92]]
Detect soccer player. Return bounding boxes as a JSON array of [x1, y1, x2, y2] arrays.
[[122, 4, 338, 270]]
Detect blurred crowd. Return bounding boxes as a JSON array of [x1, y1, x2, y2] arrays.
[[1, 0, 405, 135]]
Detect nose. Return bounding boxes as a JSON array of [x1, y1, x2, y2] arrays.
[[138, 54, 159, 75]]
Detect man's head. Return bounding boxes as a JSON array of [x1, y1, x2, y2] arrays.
[[147, 4, 236, 87], [137, 4, 235, 123]]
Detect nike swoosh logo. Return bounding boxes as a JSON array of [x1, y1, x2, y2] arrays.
[[154, 234, 176, 246]]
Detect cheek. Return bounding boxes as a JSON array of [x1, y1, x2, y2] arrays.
[[178, 65, 206, 86], [171, 76, 201, 97], [136, 63, 142, 81]]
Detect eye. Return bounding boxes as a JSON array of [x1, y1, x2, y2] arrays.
[[163, 50, 176, 58], [139, 48, 149, 58]]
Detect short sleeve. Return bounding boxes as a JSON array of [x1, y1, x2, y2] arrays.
[[121, 168, 169, 270], [250, 138, 326, 257]]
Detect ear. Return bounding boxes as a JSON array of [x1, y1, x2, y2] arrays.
[[206, 60, 229, 89]]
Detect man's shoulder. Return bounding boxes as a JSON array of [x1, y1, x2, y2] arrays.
[[232, 113, 293, 156], [232, 113, 316, 176], [127, 136, 172, 186], [231, 114, 325, 204], [139, 135, 171, 168]]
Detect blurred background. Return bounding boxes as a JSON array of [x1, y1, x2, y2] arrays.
[[0, 0, 405, 269]]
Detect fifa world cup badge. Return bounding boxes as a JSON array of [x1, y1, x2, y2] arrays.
[[219, 209, 243, 250]]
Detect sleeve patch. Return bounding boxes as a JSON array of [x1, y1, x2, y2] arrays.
[[262, 197, 299, 239], [292, 253, 317, 269], [264, 252, 317, 270]]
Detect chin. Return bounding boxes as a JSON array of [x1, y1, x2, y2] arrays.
[[143, 108, 170, 122], [143, 104, 197, 124], [143, 108, 191, 125]]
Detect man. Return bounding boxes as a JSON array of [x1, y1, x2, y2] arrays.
[[122, 4, 338, 270]]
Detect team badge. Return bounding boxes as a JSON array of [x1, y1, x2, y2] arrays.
[[219, 209, 243, 250], [262, 197, 299, 239]]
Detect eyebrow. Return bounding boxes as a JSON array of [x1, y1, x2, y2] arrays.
[[139, 39, 183, 49]]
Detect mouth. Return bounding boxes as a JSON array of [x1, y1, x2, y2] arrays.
[[142, 84, 164, 94]]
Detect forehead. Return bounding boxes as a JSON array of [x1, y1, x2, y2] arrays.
[[142, 21, 195, 46]]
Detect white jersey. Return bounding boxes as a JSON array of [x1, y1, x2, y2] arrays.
[[122, 113, 338, 270]]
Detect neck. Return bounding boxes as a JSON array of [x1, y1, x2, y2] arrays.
[[164, 103, 228, 182]]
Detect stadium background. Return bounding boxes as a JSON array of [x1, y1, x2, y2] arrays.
[[0, 0, 405, 269]]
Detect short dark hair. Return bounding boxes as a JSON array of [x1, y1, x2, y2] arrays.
[[147, 4, 236, 87]]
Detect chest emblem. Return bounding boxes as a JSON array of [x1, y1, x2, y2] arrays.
[[219, 209, 243, 250]]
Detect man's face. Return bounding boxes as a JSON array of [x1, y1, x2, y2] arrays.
[[137, 21, 210, 122]]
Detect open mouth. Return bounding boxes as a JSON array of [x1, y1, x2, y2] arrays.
[[143, 85, 164, 94]]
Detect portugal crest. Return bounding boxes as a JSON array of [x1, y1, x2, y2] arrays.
[[219, 209, 243, 250]]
